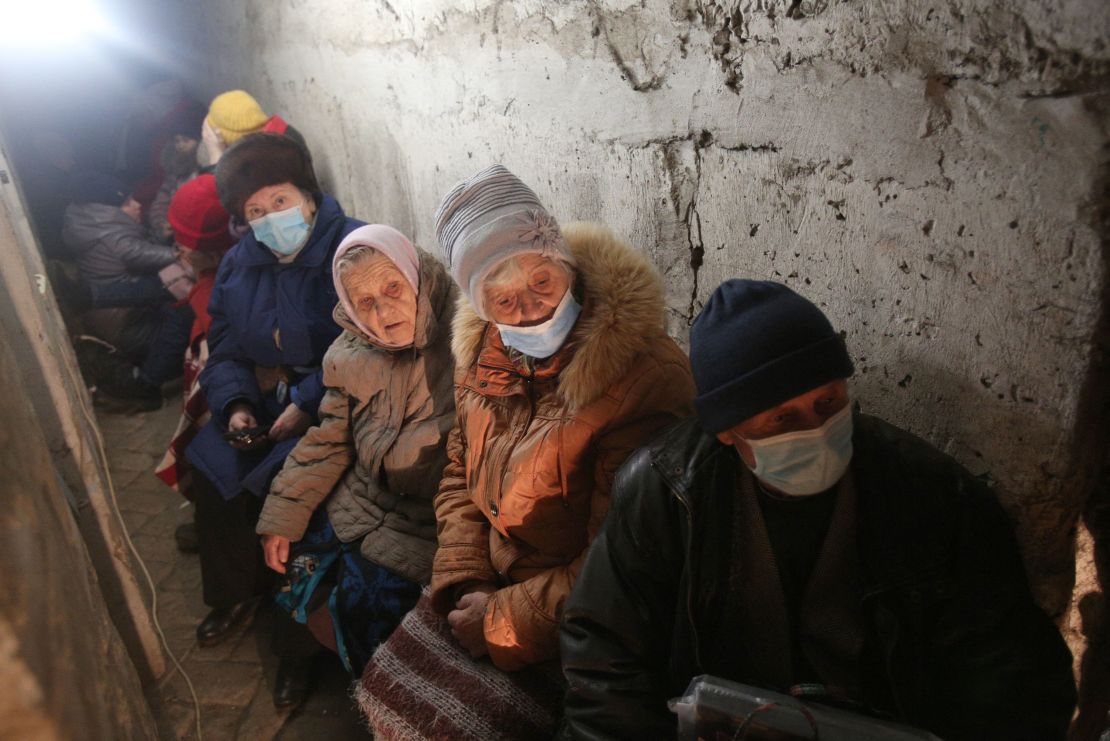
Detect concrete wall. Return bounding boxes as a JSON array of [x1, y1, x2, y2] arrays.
[[0, 188, 158, 740], [185, 1, 1109, 615]]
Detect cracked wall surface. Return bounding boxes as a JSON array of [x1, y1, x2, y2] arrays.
[[184, 0, 1109, 623]]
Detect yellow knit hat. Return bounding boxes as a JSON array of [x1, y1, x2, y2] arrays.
[[206, 90, 270, 144]]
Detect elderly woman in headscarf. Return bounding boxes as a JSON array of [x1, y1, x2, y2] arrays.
[[429, 165, 696, 671], [184, 134, 363, 693], [254, 224, 457, 704]]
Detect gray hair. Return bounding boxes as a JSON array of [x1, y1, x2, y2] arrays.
[[335, 245, 382, 281]]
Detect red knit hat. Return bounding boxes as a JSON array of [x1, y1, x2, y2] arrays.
[[168, 174, 235, 253]]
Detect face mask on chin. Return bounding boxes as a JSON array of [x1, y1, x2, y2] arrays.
[[496, 288, 581, 359], [741, 404, 854, 496], [196, 140, 216, 168], [249, 203, 312, 257]]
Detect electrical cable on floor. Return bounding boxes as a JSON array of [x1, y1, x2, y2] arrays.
[[73, 383, 204, 740]]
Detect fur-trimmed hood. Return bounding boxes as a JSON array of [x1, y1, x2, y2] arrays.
[[451, 221, 668, 411]]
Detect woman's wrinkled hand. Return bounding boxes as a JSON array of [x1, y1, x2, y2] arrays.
[[261, 533, 291, 575], [268, 403, 312, 442], [447, 589, 493, 658]]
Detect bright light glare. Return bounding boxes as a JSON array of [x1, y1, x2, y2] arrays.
[[1, 0, 110, 48]]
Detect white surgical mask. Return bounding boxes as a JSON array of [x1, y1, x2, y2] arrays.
[[250, 203, 312, 257], [496, 288, 581, 359], [199, 120, 226, 167], [741, 405, 854, 496]]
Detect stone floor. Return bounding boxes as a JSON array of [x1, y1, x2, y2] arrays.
[[97, 402, 370, 740]]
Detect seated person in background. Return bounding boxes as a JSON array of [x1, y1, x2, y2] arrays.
[[155, 174, 237, 498], [61, 171, 193, 406], [560, 279, 1078, 741], [183, 133, 362, 687], [254, 224, 457, 708], [147, 103, 206, 243], [200, 89, 305, 170]]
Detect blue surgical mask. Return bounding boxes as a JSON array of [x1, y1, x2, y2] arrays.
[[741, 405, 854, 496], [496, 288, 581, 359], [249, 203, 312, 256]]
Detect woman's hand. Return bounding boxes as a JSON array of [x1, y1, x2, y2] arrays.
[[447, 586, 496, 658], [228, 402, 258, 431], [227, 403, 261, 449], [261, 534, 291, 574], [269, 403, 313, 442]]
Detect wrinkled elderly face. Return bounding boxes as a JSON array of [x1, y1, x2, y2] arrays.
[[482, 253, 571, 327], [243, 183, 315, 223], [716, 379, 850, 467], [342, 253, 417, 346]]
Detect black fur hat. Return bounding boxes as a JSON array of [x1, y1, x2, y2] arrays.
[[214, 133, 321, 220]]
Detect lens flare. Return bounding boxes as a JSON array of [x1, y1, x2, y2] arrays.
[[1, 0, 109, 48]]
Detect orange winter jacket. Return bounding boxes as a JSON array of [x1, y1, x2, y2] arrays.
[[430, 222, 696, 671]]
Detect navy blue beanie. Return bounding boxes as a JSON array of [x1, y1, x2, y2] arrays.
[[690, 279, 854, 433], [69, 172, 128, 208]]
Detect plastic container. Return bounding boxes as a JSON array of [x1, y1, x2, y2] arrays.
[[669, 675, 943, 740]]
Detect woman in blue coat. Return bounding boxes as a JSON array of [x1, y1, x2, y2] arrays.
[[185, 133, 363, 698]]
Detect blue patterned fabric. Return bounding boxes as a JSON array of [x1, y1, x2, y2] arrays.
[[276, 507, 421, 676], [331, 548, 422, 675]]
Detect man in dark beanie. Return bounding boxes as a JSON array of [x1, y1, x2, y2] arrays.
[[560, 279, 1076, 740]]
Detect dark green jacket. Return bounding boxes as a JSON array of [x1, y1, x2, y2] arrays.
[[560, 413, 1076, 740]]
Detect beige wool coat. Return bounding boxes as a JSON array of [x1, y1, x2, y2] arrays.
[[257, 248, 457, 584], [430, 222, 697, 671]]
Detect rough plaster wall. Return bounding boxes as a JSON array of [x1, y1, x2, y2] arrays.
[[186, 1, 1109, 615], [0, 295, 157, 739]]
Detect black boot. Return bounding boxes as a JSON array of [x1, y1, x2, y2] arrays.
[[174, 522, 199, 554], [99, 364, 162, 411], [196, 601, 256, 647], [74, 335, 125, 387], [272, 656, 313, 709]]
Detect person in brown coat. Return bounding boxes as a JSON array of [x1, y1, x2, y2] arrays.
[[429, 164, 696, 671], [255, 223, 457, 705]]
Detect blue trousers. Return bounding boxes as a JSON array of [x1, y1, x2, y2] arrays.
[[89, 276, 170, 308], [114, 302, 193, 385]]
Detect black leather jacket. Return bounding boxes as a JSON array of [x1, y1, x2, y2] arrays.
[[560, 414, 1076, 741]]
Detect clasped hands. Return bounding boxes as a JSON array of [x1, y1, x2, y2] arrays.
[[447, 583, 496, 658]]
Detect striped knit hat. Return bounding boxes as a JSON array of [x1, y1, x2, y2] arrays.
[[434, 164, 574, 318]]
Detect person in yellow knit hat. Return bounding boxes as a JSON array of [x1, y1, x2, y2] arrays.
[[201, 90, 305, 166]]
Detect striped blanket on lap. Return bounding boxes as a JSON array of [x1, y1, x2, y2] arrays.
[[357, 592, 565, 740], [154, 339, 209, 496]]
